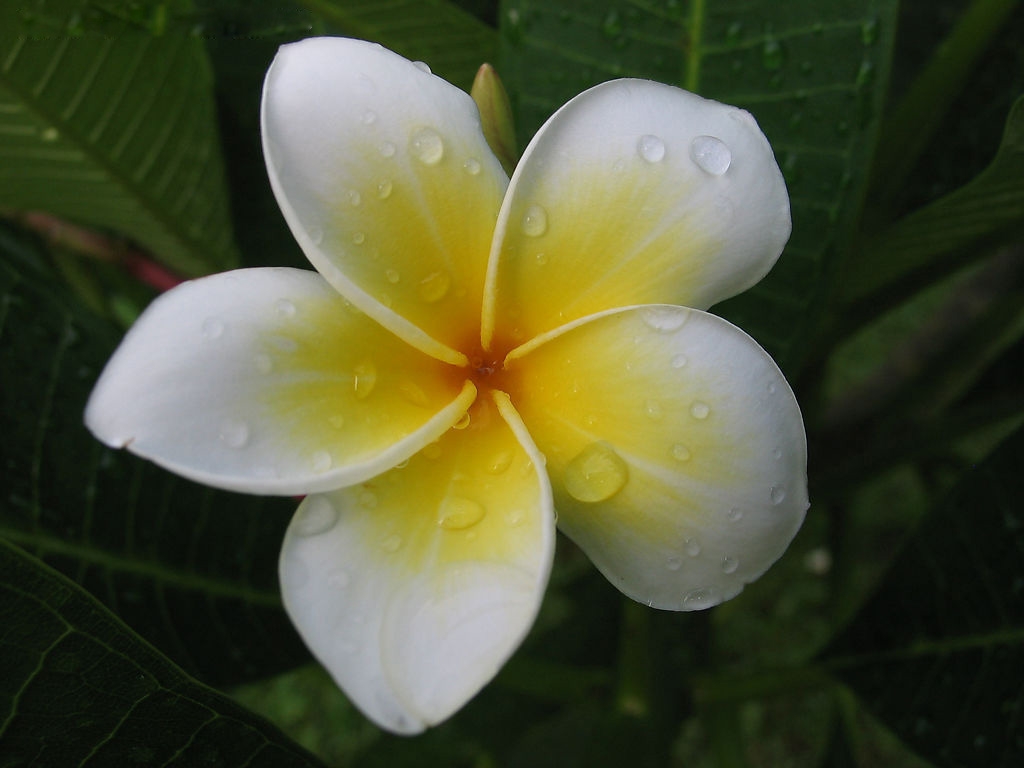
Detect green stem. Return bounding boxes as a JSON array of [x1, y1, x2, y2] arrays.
[[616, 598, 652, 717]]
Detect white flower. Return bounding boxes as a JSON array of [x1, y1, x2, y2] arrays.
[[86, 37, 807, 734]]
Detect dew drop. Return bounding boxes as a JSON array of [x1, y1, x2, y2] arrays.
[[410, 127, 444, 165], [376, 178, 393, 199], [487, 451, 514, 474], [671, 353, 688, 368], [328, 414, 345, 429], [452, 412, 471, 430], [642, 306, 686, 332], [418, 270, 451, 302], [218, 419, 249, 448], [385, 268, 401, 284], [505, 509, 524, 527], [361, 110, 377, 125], [534, 252, 548, 266], [311, 451, 333, 472], [463, 157, 481, 175], [644, 399, 663, 419], [689, 135, 732, 175], [520, 204, 549, 237], [637, 134, 666, 163], [770, 485, 787, 505], [412, 60, 432, 74], [690, 401, 711, 420], [398, 380, 429, 407], [352, 231, 365, 245], [254, 354, 273, 374], [201, 317, 225, 339], [378, 141, 396, 158], [437, 496, 486, 530], [380, 533, 403, 553], [275, 298, 297, 318], [666, 555, 683, 572], [671, 444, 691, 462], [684, 538, 702, 557], [564, 442, 629, 503], [293, 496, 338, 537], [772, 446, 783, 460], [727, 507, 744, 522], [353, 360, 377, 399], [721, 556, 739, 574], [681, 587, 717, 609]]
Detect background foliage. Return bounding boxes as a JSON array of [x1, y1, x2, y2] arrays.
[[1, 0, 1022, 766]]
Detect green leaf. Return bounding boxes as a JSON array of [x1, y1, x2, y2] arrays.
[[0, 3, 239, 277], [0, 538, 326, 768], [299, 0, 498, 91], [0, 224, 308, 687], [822, 425, 1024, 768], [497, 0, 899, 371], [843, 94, 1024, 310]]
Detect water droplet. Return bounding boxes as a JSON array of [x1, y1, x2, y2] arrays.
[[385, 268, 400, 284], [681, 587, 717, 609], [505, 509, 524, 527], [308, 225, 324, 245], [666, 555, 683, 571], [437, 496, 486, 530], [770, 485, 787, 505], [534, 252, 548, 266], [410, 127, 444, 165], [378, 141, 396, 158], [637, 134, 666, 163], [412, 60, 432, 74], [642, 306, 686, 332], [311, 451, 333, 472], [380, 533, 403, 553], [418, 270, 450, 302], [690, 401, 711, 420], [254, 354, 272, 374], [762, 37, 785, 70], [671, 444, 691, 462], [453, 412, 471, 430], [565, 442, 629, 503], [721, 556, 739, 574], [294, 496, 338, 536], [463, 158, 481, 175], [328, 414, 345, 429], [772, 446, 783, 460], [487, 451, 513, 474], [359, 490, 378, 508], [684, 538, 702, 557], [218, 419, 249, 448], [689, 136, 732, 175], [275, 298, 297, 318], [361, 110, 377, 125], [353, 360, 377, 399], [352, 231, 365, 245], [201, 317, 225, 339], [399, 380, 429, 407], [520, 204, 548, 237], [671, 353, 688, 368], [644, 399, 663, 419], [727, 507, 744, 522]]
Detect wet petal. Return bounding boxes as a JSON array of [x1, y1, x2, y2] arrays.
[[279, 391, 554, 733], [483, 80, 790, 350], [505, 305, 807, 609], [262, 37, 508, 364], [86, 268, 474, 495]]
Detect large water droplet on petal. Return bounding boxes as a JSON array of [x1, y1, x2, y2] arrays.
[[353, 360, 377, 399], [689, 135, 732, 175], [293, 496, 338, 537], [437, 496, 486, 530], [564, 442, 629, 502], [412, 60, 432, 74], [410, 127, 444, 165], [521, 204, 548, 237], [637, 134, 666, 163], [418, 270, 450, 303]]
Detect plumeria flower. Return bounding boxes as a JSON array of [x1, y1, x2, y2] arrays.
[[85, 38, 807, 734]]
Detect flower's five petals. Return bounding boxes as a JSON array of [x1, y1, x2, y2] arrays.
[[85, 268, 475, 496], [483, 80, 790, 349], [262, 38, 509, 365], [279, 391, 554, 733], [506, 306, 807, 609]]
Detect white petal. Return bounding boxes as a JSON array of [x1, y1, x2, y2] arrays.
[[262, 37, 508, 364], [280, 391, 554, 733], [483, 79, 790, 349], [85, 268, 474, 495], [505, 305, 807, 609]]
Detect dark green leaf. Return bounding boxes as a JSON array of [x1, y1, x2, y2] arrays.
[[0, 224, 308, 686], [823, 425, 1024, 768], [498, 0, 899, 371], [0, 2, 239, 276], [0, 538, 326, 768]]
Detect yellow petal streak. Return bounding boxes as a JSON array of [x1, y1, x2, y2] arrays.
[[279, 390, 553, 731], [505, 306, 807, 610]]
